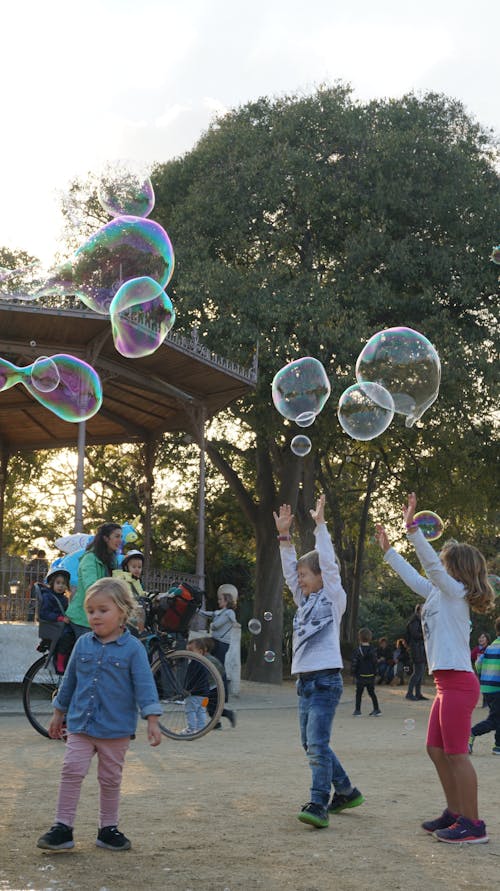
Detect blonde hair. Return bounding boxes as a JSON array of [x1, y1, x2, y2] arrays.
[[440, 541, 495, 615], [297, 549, 321, 576], [84, 578, 136, 622]]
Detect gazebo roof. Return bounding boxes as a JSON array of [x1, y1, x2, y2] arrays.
[[0, 301, 257, 451]]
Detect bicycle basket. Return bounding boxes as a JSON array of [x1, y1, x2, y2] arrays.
[[153, 583, 203, 633], [38, 619, 65, 642]]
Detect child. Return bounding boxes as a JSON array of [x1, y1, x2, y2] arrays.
[[36, 568, 71, 673], [376, 492, 495, 844], [274, 493, 364, 829], [198, 587, 236, 665], [392, 638, 411, 686], [375, 636, 394, 685], [351, 628, 381, 716], [37, 578, 162, 853], [113, 549, 146, 633], [468, 616, 500, 756], [183, 638, 210, 734], [190, 635, 237, 728]]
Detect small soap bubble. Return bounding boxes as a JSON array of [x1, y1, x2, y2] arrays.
[[271, 357, 330, 422], [403, 718, 415, 731], [31, 356, 60, 393], [338, 382, 394, 441], [264, 650, 276, 663], [263, 611, 273, 621], [248, 618, 262, 635], [291, 434, 312, 457], [413, 510, 444, 541], [356, 327, 440, 428], [490, 245, 500, 265], [30, 340, 37, 347], [294, 411, 316, 427]]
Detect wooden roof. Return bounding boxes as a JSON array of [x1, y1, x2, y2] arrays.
[[0, 302, 257, 451]]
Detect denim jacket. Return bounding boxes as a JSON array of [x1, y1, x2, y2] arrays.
[[53, 628, 162, 738]]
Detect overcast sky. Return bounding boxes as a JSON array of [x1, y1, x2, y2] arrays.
[[1, 0, 498, 265]]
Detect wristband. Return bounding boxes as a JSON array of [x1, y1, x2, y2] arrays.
[[277, 534, 292, 542], [406, 522, 418, 531]]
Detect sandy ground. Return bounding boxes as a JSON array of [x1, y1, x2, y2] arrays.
[[0, 679, 499, 891]]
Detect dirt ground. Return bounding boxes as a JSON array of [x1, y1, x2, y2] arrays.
[[0, 679, 499, 891]]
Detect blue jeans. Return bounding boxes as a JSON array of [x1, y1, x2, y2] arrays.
[[297, 672, 351, 807]]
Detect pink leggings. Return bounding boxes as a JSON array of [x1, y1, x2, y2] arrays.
[[56, 733, 130, 829], [427, 670, 480, 755]]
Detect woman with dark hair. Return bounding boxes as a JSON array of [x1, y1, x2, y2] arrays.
[[64, 523, 122, 639]]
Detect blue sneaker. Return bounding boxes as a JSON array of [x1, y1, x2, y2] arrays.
[[435, 816, 488, 844], [421, 808, 457, 834], [297, 802, 329, 828]]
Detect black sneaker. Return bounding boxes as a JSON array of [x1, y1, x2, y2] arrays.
[[415, 695, 429, 701], [96, 825, 131, 851], [329, 787, 365, 813], [421, 808, 457, 833], [369, 709, 382, 716], [297, 802, 329, 828], [37, 822, 74, 851], [227, 710, 237, 728]]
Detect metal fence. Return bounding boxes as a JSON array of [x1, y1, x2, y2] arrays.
[[0, 555, 198, 623]]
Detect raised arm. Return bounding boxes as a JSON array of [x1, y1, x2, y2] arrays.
[[375, 524, 433, 599], [403, 493, 465, 599]]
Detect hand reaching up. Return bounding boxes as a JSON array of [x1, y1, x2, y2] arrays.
[[310, 493, 326, 526], [402, 492, 417, 528], [273, 503, 294, 535], [375, 525, 391, 553]]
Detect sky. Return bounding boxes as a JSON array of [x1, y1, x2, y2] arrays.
[[1, 0, 499, 266]]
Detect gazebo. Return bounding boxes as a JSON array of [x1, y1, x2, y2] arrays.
[[0, 300, 257, 583]]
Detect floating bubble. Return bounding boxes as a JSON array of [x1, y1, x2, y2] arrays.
[[31, 356, 60, 393], [338, 382, 394, 441], [291, 434, 312, 457], [264, 650, 276, 663], [488, 575, 500, 596], [263, 611, 273, 622], [490, 245, 500, 265], [248, 618, 262, 635], [271, 357, 330, 422], [294, 411, 316, 428], [403, 718, 415, 731], [97, 161, 155, 219], [356, 327, 440, 428], [110, 276, 175, 358], [72, 216, 175, 315], [0, 354, 102, 421], [30, 340, 37, 347], [413, 510, 444, 541]]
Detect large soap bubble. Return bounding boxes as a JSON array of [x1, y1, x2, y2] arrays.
[[97, 161, 155, 219], [0, 354, 102, 421], [338, 382, 394, 441], [110, 276, 175, 358], [271, 357, 330, 423], [413, 510, 444, 541], [72, 216, 175, 315], [356, 327, 440, 428]]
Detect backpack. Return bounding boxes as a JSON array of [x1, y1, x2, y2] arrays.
[[153, 583, 204, 633]]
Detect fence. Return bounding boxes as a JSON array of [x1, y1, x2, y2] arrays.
[[0, 555, 199, 623]]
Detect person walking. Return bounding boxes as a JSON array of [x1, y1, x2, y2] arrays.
[[406, 604, 428, 701]]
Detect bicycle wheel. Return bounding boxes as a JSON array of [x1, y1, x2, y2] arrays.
[[150, 649, 225, 740], [23, 656, 63, 738]]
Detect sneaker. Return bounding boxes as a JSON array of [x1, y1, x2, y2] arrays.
[[329, 788, 365, 814], [369, 709, 382, 716], [37, 822, 74, 851], [435, 816, 489, 844], [96, 825, 131, 851], [405, 693, 416, 700], [297, 802, 329, 828], [352, 710, 361, 716], [468, 735, 475, 754], [421, 809, 457, 833], [227, 710, 237, 728], [415, 695, 429, 701], [492, 746, 500, 755]]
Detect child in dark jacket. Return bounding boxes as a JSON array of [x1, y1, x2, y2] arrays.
[[36, 568, 72, 673], [351, 628, 381, 716]]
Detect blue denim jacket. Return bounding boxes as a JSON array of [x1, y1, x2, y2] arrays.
[[53, 628, 162, 738]]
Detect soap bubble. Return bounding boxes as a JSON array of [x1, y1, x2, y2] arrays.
[[291, 434, 312, 457], [110, 276, 175, 358], [413, 510, 444, 541], [31, 356, 60, 393], [248, 618, 262, 635], [356, 327, 440, 427], [264, 650, 276, 663], [97, 161, 155, 218], [72, 216, 175, 315], [0, 354, 102, 421], [488, 575, 500, 596], [271, 357, 330, 422], [490, 245, 500, 265], [337, 382, 394, 441], [263, 611, 273, 621], [294, 412, 316, 428], [403, 718, 415, 731]]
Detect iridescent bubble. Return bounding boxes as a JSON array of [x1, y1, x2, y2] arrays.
[[291, 434, 312, 457], [403, 718, 415, 731], [413, 510, 444, 541], [490, 246, 500, 265], [0, 354, 102, 421], [271, 357, 330, 422], [248, 618, 262, 635], [264, 650, 276, 663], [110, 276, 175, 358], [97, 161, 155, 218], [72, 216, 175, 315], [295, 411, 316, 428], [356, 327, 440, 428], [31, 356, 60, 393], [263, 611, 273, 622], [488, 575, 500, 596], [338, 382, 394, 441]]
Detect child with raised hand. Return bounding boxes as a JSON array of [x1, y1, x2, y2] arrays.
[[274, 493, 364, 829], [376, 492, 495, 845], [37, 578, 162, 854]]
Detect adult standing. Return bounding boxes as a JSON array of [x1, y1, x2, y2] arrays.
[[65, 523, 122, 640], [406, 604, 429, 701]]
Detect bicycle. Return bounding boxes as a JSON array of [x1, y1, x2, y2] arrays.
[[22, 590, 225, 742]]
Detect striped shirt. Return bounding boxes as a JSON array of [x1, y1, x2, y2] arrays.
[[476, 636, 500, 694]]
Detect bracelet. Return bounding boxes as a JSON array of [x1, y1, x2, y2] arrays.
[[406, 522, 418, 530], [277, 534, 292, 541]]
